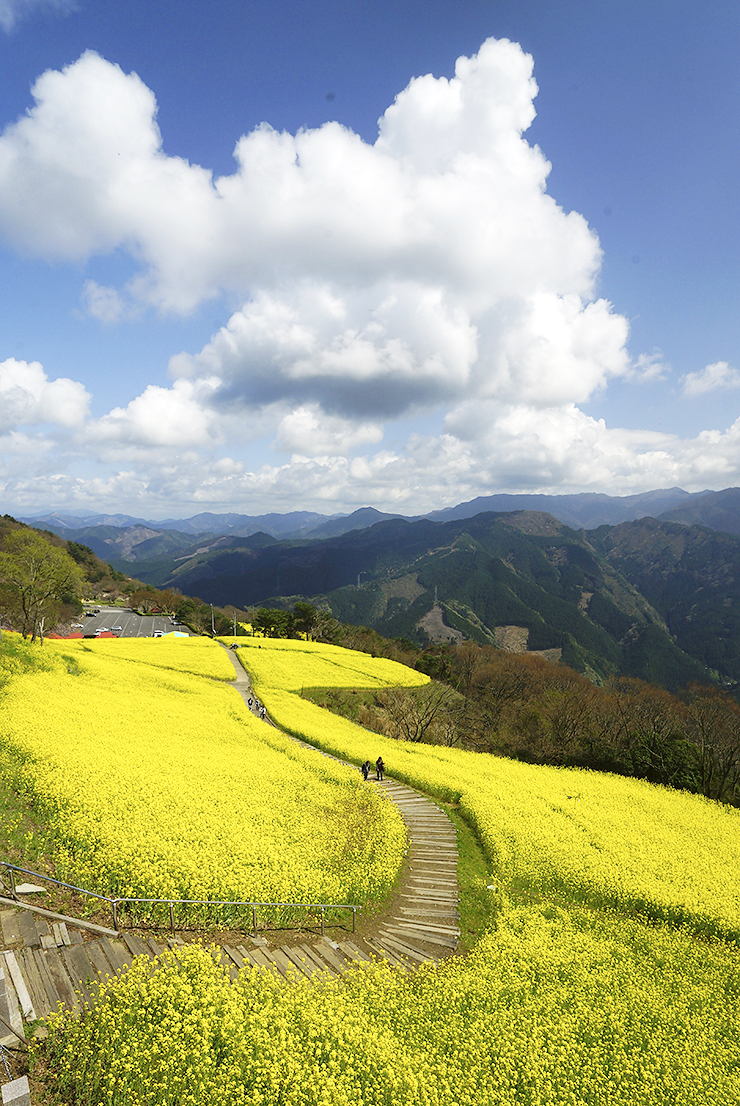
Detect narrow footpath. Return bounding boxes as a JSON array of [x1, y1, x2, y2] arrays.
[[0, 652, 460, 1038], [224, 645, 461, 962]]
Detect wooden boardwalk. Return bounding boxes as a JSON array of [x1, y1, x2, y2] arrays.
[[0, 907, 421, 1043], [1, 654, 460, 1036], [224, 643, 460, 962]]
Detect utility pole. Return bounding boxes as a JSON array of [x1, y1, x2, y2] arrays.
[[210, 603, 215, 636]]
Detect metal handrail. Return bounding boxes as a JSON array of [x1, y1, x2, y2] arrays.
[[2, 862, 359, 937]]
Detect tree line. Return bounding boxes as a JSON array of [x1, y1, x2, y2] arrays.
[[305, 640, 740, 807]]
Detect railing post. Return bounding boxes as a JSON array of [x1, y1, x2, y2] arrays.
[[252, 904, 257, 937], [169, 902, 175, 935], [352, 907, 356, 934], [1, 1074, 31, 1105], [7, 866, 16, 899], [112, 900, 118, 932], [321, 906, 325, 937]]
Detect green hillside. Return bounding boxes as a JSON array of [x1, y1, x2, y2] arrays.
[[158, 511, 711, 689], [592, 516, 740, 683]]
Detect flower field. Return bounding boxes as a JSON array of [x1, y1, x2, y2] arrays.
[[0, 633, 406, 916], [223, 635, 430, 693], [77, 634, 238, 680], [6, 630, 739, 1105], [237, 640, 740, 942], [42, 907, 740, 1106]]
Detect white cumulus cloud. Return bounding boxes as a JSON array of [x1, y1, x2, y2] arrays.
[[0, 41, 630, 432], [0, 357, 90, 430], [274, 404, 383, 456], [90, 378, 219, 449], [680, 360, 740, 397], [6, 38, 735, 517]]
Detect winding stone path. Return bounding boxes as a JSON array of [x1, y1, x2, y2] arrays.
[[222, 645, 460, 965], [0, 652, 460, 1032]]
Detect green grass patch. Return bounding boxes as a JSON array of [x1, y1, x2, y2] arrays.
[[0, 764, 40, 865], [444, 806, 502, 952], [301, 685, 379, 722]]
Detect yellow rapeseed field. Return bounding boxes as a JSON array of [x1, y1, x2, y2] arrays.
[[0, 633, 406, 915], [76, 634, 238, 680], [239, 640, 740, 941], [42, 908, 740, 1106], [7, 631, 739, 1105], [222, 635, 430, 692]]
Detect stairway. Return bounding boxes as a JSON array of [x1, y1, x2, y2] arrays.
[[364, 779, 460, 964], [1, 657, 461, 1033], [1, 772, 459, 1033]]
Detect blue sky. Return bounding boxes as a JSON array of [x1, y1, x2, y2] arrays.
[[1, 0, 740, 518]]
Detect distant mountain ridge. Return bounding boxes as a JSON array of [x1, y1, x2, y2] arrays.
[[151, 508, 718, 690], [426, 487, 700, 529], [13, 496, 740, 691], [656, 487, 740, 534], [19, 485, 728, 545], [25, 509, 338, 538]]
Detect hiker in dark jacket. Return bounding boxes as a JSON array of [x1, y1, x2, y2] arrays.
[[361, 761, 371, 781], [375, 756, 385, 781]]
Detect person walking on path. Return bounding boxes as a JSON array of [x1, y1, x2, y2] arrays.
[[361, 760, 371, 781], [376, 756, 385, 781]]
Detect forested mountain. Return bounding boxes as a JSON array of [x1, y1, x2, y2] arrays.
[[119, 509, 717, 690], [13, 497, 740, 693], [590, 517, 740, 685]]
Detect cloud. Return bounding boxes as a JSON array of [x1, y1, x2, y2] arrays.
[[0, 0, 74, 33], [7, 38, 737, 519], [90, 378, 219, 449], [6, 392, 740, 518], [680, 360, 740, 396], [81, 280, 128, 323], [626, 350, 670, 383], [0, 357, 90, 430], [274, 404, 383, 456], [171, 282, 481, 420], [0, 41, 630, 430]]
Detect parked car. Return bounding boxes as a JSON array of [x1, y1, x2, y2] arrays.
[[111, 626, 123, 633], [152, 630, 164, 637], [71, 623, 84, 629]]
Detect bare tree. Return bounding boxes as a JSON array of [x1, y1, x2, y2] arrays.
[[685, 686, 740, 804], [377, 682, 458, 744]]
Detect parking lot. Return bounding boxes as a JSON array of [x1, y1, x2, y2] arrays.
[[73, 606, 191, 638]]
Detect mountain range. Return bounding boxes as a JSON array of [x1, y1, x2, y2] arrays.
[[15, 486, 703, 536], [19, 485, 740, 691], [24, 485, 740, 546]]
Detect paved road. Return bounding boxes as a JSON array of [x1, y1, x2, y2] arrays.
[[74, 606, 191, 638]]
